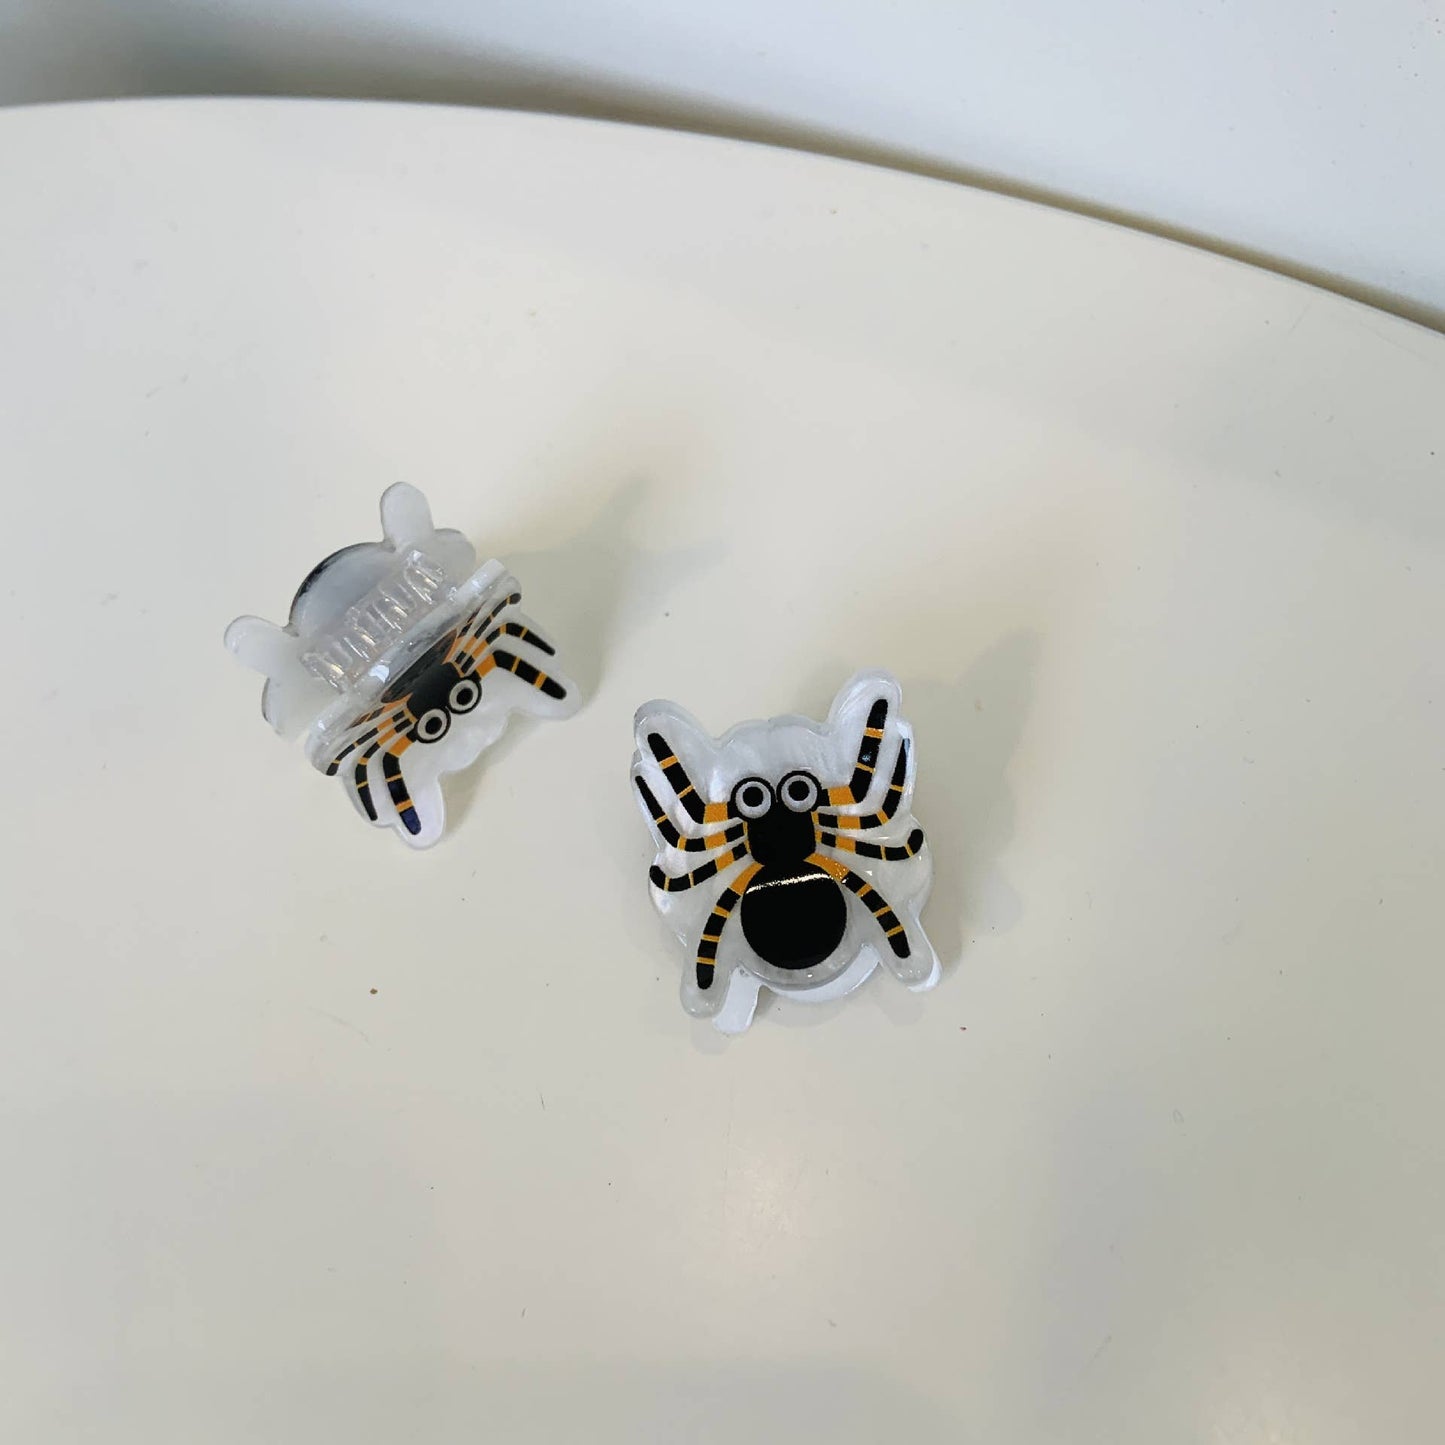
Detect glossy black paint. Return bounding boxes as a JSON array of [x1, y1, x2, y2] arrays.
[[731, 771, 846, 970], [740, 866, 848, 969], [385, 642, 468, 722]]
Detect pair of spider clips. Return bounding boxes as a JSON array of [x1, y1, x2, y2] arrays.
[[226, 484, 940, 1033]]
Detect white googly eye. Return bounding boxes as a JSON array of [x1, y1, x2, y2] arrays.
[[416, 707, 450, 743], [779, 771, 820, 813], [732, 777, 774, 820], [449, 677, 481, 713]]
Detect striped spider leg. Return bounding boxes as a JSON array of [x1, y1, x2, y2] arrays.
[[808, 697, 927, 961]]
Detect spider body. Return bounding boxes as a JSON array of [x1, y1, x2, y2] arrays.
[[741, 863, 847, 970], [371, 636, 484, 743], [637, 696, 927, 990], [729, 773, 846, 969], [325, 589, 564, 835]]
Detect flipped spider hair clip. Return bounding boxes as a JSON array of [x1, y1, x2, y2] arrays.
[[631, 671, 940, 1033], [225, 482, 579, 848]]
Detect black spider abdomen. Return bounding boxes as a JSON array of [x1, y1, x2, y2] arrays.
[[741, 864, 847, 970]]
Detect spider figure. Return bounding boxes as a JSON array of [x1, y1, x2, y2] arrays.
[[636, 695, 926, 990], [326, 590, 564, 835]]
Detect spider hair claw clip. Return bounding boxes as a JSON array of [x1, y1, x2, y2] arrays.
[[226, 482, 579, 847], [631, 671, 940, 1033]]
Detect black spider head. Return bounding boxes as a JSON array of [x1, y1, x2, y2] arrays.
[[402, 659, 483, 745], [731, 769, 821, 864]]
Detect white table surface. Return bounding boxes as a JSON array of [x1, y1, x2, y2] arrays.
[[1, 99, 1441, 1444]]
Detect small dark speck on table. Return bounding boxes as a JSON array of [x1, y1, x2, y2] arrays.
[[369, 987, 378, 995]]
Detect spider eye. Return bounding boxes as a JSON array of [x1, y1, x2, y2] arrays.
[[780, 771, 820, 812], [415, 707, 450, 743], [732, 778, 773, 820], [448, 677, 481, 713]]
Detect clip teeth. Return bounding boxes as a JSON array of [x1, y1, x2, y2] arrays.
[[300, 550, 452, 688]]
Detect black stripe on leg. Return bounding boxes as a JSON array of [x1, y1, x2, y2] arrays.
[[849, 739, 912, 829], [353, 757, 378, 820], [882, 925, 911, 957], [463, 592, 521, 640], [875, 738, 910, 821], [837, 868, 910, 957], [649, 854, 731, 892], [858, 700, 888, 765], [637, 780, 744, 853], [635, 779, 710, 848], [693, 876, 750, 989], [647, 733, 707, 823], [485, 621, 556, 656], [381, 751, 420, 835], [492, 648, 566, 699], [851, 828, 926, 861], [328, 724, 382, 775], [847, 753, 878, 797], [844, 698, 888, 790], [450, 593, 523, 659], [833, 700, 893, 802], [636, 778, 684, 846]]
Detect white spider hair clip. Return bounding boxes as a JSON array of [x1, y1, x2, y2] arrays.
[[226, 482, 579, 848], [632, 671, 940, 1033]]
